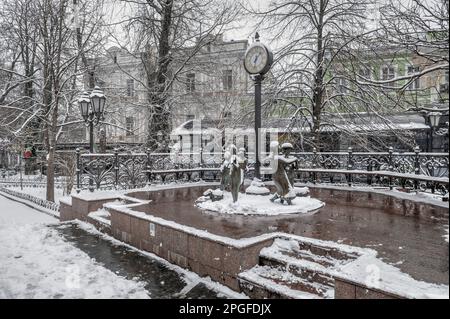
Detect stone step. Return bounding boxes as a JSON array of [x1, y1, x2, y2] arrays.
[[237, 237, 362, 299], [260, 256, 335, 287], [238, 265, 333, 299]]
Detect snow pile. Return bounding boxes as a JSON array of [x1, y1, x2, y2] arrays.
[[211, 189, 224, 197], [294, 187, 309, 196], [196, 191, 324, 216], [245, 179, 270, 195], [196, 189, 224, 203]]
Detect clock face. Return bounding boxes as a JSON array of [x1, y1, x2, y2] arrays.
[[244, 44, 270, 75]]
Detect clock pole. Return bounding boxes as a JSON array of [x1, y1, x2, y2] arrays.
[[244, 32, 272, 180], [254, 73, 262, 179]]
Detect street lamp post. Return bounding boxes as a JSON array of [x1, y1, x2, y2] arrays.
[[427, 106, 442, 152], [78, 86, 106, 153], [78, 86, 106, 191]]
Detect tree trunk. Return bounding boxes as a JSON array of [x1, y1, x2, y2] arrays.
[[147, 0, 173, 151], [312, 0, 325, 151]]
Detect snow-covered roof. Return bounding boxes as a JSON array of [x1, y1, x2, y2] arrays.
[[173, 113, 430, 135]]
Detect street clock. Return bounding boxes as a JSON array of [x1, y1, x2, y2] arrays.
[[244, 33, 273, 76], [243, 33, 273, 178]]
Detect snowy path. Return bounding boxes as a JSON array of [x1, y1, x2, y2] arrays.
[[0, 194, 149, 298], [0, 194, 57, 224], [0, 194, 238, 299]]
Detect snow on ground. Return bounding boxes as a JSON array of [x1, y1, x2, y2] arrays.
[[196, 191, 324, 216], [74, 220, 247, 299], [0, 195, 149, 299], [339, 254, 449, 299], [0, 194, 57, 225], [6, 186, 67, 204]]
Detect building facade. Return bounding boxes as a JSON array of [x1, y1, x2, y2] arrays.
[[82, 35, 252, 151]]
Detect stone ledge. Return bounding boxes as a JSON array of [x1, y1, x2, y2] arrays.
[[334, 277, 404, 299]]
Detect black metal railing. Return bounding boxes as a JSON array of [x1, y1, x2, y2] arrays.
[[75, 147, 448, 195]]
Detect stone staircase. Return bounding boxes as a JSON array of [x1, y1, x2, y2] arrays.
[[238, 237, 360, 299]]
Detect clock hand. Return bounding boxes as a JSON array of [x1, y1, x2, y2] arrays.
[[253, 54, 259, 65]]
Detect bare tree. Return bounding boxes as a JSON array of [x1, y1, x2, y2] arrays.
[[245, 0, 375, 150], [246, 0, 448, 151], [110, 0, 241, 150], [367, 0, 449, 109], [0, 0, 107, 201]]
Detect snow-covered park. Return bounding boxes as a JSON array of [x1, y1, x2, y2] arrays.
[[0, 193, 241, 299], [0, 195, 149, 298], [0, 0, 448, 303]]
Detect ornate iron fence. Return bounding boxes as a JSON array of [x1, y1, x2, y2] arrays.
[[0, 187, 60, 213], [75, 147, 449, 195]]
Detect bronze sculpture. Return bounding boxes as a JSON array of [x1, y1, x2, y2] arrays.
[[219, 149, 232, 191], [281, 142, 298, 188], [219, 145, 247, 202], [266, 141, 297, 205]]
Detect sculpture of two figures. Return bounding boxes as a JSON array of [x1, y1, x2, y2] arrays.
[[220, 145, 247, 202], [266, 141, 298, 205]]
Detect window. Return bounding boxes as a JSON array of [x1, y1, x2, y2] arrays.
[[186, 114, 195, 121], [186, 73, 196, 92], [125, 117, 134, 136], [126, 79, 134, 97], [381, 66, 395, 87], [223, 70, 233, 91], [407, 66, 420, 90], [112, 54, 117, 64]]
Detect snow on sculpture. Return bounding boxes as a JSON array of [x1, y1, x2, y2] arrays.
[[196, 141, 323, 215]]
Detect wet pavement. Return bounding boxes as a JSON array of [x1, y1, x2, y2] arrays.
[[129, 186, 449, 285], [53, 223, 225, 299]]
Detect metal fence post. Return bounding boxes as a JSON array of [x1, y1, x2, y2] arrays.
[[199, 147, 204, 180], [347, 147, 353, 187], [414, 146, 420, 191], [146, 148, 151, 186], [367, 155, 373, 186], [388, 146, 394, 190], [76, 148, 81, 193], [114, 148, 119, 189], [312, 148, 317, 184]]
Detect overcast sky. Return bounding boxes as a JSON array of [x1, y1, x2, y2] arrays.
[[100, 0, 388, 51], [101, 0, 268, 49]]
